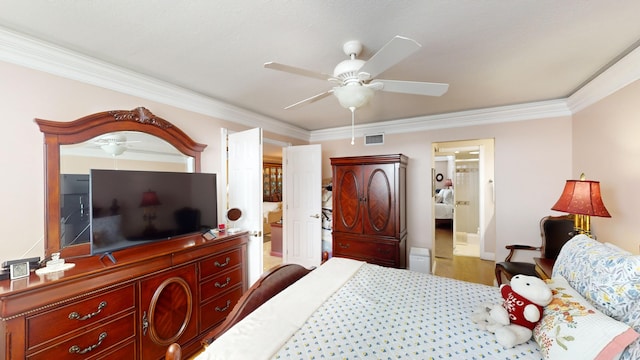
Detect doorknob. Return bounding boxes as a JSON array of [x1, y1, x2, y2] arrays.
[[310, 214, 320, 218]]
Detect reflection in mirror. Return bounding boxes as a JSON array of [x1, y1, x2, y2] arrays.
[[58, 131, 193, 248], [38, 107, 207, 257]]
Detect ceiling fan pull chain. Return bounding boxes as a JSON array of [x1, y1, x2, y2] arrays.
[[349, 107, 355, 145]]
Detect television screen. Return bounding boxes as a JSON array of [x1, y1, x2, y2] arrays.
[[90, 169, 217, 256]]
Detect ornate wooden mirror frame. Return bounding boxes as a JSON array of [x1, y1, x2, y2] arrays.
[[36, 107, 207, 258]]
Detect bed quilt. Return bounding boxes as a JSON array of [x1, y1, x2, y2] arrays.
[[273, 263, 542, 360]]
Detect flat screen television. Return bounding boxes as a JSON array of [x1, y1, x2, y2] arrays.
[[90, 169, 217, 259]]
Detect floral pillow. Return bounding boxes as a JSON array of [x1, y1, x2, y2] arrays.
[[533, 276, 638, 360], [553, 235, 640, 327]]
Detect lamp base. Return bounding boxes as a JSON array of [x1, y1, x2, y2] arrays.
[[573, 214, 593, 238]]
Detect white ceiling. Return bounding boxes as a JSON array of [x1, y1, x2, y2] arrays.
[[1, 1, 640, 134]]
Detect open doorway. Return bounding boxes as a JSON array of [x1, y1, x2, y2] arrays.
[[262, 139, 285, 271], [432, 139, 496, 285]]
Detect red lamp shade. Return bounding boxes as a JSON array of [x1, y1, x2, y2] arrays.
[[551, 179, 611, 218], [139, 190, 161, 207]]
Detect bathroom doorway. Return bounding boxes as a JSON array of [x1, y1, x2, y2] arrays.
[[432, 139, 495, 274]]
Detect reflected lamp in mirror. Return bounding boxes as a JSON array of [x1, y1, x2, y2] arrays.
[[140, 190, 161, 236], [551, 173, 611, 237]]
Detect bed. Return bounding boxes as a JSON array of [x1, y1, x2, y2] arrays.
[[435, 188, 454, 226], [167, 234, 640, 360]]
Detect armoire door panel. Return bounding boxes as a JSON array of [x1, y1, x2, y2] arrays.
[[334, 165, 362, 233], [363, 165, 395, 236]]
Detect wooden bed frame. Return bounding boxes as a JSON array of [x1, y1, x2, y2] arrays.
[[165, 263, 315, 360]]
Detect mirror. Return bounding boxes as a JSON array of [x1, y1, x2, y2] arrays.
[[59, 131, 192, 248], [37, 107, 207, 258], [226, 208, 242, 234]]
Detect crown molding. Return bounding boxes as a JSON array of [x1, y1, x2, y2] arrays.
[[0, 26, 310, 141], [309, 99, 571, 142], [566, 44, 640, 114], [1, 25, 638, 143]]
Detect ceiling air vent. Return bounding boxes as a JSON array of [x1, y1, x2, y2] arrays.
[[364, 133, 384, 146]]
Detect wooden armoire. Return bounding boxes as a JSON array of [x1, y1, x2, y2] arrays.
[[331, 154, 407, 268]]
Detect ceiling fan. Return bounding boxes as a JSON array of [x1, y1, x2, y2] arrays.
[[92, 133, 140, 156], [264, 35, 449, 143]]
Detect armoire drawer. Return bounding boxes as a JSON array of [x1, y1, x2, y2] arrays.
[[27, 312, 135, 360], [333, 238, 397, 262], [200, 248, 243, 279], [200, 266, 244, 302], [27, 284, 135, 349]]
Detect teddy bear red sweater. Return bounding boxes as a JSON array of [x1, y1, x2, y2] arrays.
[[501, 284, 544, 330]]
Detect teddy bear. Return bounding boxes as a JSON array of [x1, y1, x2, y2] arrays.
[[471, 274, 552, 348]]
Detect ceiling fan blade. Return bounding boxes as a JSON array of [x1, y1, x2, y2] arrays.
[[358, 36, 421, 79], [373, 79, 449, 96], [284, 90, 334, 110], [264, 62, 333, 81]]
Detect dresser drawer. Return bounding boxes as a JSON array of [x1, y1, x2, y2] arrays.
[[200, 266, 244, 302], [27, 284, 135, 349], [94, 340, 136, 360], [200, 248, 242, 279], [333, 238, 397, 262], [27, 312, 135, 360], [200, 285, 243, 331]]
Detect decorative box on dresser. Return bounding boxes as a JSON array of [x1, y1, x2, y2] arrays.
[[331, 154, 408, 268], [0, 232, 248, 360]]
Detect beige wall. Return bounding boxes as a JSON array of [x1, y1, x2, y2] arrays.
[[572, 79, 640, 253], [317, 116, 572, 263], [0, 60, 303, 263]]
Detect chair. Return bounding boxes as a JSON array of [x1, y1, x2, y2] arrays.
[[495, 215, 574, 285]]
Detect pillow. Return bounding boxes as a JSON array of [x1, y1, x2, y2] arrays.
[[440, 188, 454, 205], [553, 235, 640, 325], [533, 276, 638, 360], [604, 242, 632, 254]]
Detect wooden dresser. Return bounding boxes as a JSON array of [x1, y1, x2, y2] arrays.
[[331, 154, 407, 268], [0, 232, 248, 360]]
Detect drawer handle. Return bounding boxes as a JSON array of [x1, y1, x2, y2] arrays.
[[68, 331, 107, 354], [338, 242, 350, 249], [68, 301, 107, 321], [215, 300, 232, 312], [214, 257, 231, 267], [377, 248, 391, 254], [215, 277, 231, 288]]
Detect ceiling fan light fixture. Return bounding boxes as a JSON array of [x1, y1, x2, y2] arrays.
[[98, 133, 128, 156], [101, 143, 127, 156], [333, 84, 374, 109]]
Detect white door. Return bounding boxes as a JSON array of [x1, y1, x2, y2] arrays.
[[227, 128, 263, 285], [283, 144, 322, 267]]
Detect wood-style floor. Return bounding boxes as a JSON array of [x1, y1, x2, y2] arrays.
[[432, 226, 496, 286], [263, 237, 283, 271], [263, 228, 495, 286]]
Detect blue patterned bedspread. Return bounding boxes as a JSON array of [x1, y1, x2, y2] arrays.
[[273, 263, 543, 360]]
